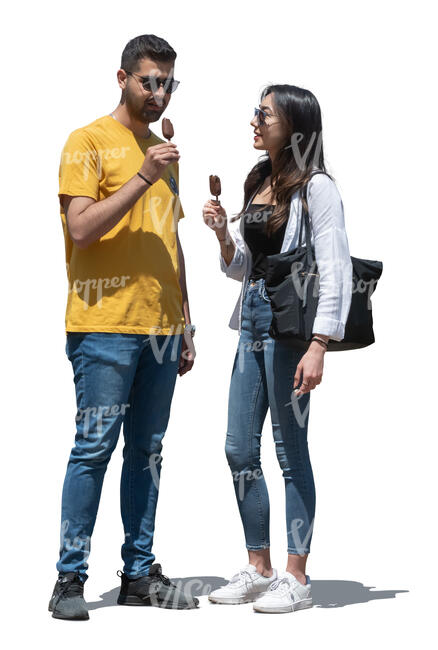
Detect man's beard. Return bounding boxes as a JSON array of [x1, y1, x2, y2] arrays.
[[141, 104, 164, 122], [125, 90, 164, 123]]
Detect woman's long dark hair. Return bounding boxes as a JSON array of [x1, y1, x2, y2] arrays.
[[231, 84, 334, 235]]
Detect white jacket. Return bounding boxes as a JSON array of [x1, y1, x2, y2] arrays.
[[219, 170, 353, 341]]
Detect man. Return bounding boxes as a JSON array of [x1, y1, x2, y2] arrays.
[[49, 34, 198, 620]]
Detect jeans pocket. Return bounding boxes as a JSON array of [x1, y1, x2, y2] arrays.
[[65, 332, 87, 361], [260, 283, 271, 303]]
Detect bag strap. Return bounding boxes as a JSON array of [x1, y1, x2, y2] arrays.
[[245, 183, 263, 210], [298, 171, 331, 262]]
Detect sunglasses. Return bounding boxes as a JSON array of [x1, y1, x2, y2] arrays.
[[254, 107, 281, 126], [126, 71, 180, 94]]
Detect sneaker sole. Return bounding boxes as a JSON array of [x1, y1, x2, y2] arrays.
[[208, 594, 259, 605], [253, 597, 313, 614], [117, 594, 199, 609], [51, 610, 90, 620]]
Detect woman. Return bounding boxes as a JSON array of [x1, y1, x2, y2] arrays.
[[202, 84, 353, 614]]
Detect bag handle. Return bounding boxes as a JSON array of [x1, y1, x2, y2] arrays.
[[244, 179, 266, 211], [298, 170, 331, 265], [245, 184, 262, 211]]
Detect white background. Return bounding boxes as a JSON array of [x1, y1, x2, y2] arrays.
[[1, 0, 436, 646]]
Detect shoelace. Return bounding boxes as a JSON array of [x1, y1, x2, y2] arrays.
[[57, 575, 84, 598], [229, 569, 254, 587], [268, 576, 292, 594], [153, 572, 172, 587], [117, 568, 174, 588]]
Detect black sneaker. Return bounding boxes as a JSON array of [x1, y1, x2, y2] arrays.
[[48, 571, 89, 620], [117, 563, 199, 609]]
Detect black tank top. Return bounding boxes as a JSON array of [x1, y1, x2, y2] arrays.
[[243, 203, 287, 280]]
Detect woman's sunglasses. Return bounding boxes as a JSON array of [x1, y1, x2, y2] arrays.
[[254, 107, 281, 126]]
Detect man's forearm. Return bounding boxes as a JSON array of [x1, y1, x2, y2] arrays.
[[177, 235, 191, 326], [75, 174, 150, 248]]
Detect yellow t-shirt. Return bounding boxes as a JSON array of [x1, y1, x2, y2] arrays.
[[58, 114, 186, 335]]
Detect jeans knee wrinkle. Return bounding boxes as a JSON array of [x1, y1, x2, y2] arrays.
[[248, 370, 268, 545]]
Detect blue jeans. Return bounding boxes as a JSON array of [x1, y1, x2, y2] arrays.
[[225, 277, 316, 555], [57, 332, 183, 582]]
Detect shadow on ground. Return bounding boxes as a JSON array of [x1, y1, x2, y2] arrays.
[[86, 576, 408, 610]]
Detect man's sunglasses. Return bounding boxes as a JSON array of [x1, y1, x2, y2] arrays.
[[126, 71, 180, 94]]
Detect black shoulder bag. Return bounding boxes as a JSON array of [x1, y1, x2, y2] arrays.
[[264, 171, 383, 351]]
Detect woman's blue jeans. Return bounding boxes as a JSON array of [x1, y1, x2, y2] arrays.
[[57, 332, 182, 583], [225, 277, 316, 555]]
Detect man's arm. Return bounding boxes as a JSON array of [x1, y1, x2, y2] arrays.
[[60, 139, 180, 249], [61, 174, 150, 249], [176, 229, 191, 326]]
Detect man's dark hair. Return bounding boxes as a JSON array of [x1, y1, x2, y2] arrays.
[[121, 34, 177, 72]]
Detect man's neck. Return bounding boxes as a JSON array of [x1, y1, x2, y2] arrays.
[[110, 106, 151, 139]]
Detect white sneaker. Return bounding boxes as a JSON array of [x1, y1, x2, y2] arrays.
[[253, 571, 313, 613], [208, 564, 278, 604]]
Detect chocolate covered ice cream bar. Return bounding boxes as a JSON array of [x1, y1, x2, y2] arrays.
[[162, 118, 174, 141], [209, 174, 221, 201]]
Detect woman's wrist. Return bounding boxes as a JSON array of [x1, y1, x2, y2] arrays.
[[310, 341, 326, 352], [310, 334, 329, 352], [218, 233, 233, 253], [216, 229, 229, 242]]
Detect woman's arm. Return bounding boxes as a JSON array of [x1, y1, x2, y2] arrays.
[[218, 228, 237, 267], [308, 173, 353, 341], [218, 225, 248, 282], [294, 174, 353, 396], [203, 199, 248, 282]]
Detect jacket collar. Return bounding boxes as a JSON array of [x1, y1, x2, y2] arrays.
[[238, 167, 321, 254], [238, 186, 303, 254]]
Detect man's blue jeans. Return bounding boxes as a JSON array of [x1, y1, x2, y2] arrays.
[[225, 278, 316, 555], [57, 332, 183, 583]]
